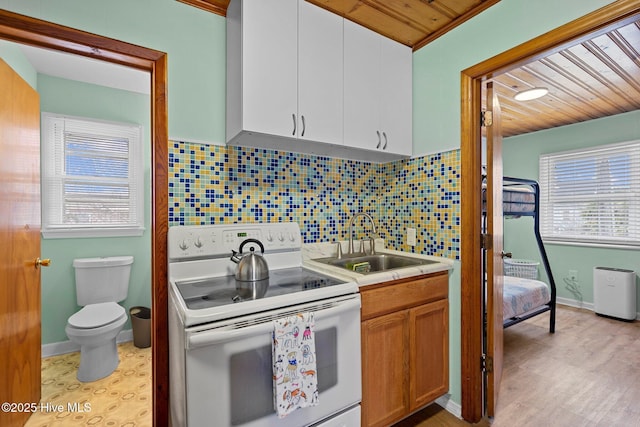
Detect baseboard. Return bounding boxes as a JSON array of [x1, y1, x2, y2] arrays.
[[435, 394, 462, 419], [42, 329, 133, 358], [556, 298, 639, 320], [556, 297, 594, 311]]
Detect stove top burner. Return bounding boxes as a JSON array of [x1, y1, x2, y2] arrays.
[[175, 267, 347, 310]]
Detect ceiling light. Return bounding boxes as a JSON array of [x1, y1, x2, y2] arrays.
[[514, 87, 548, 101]]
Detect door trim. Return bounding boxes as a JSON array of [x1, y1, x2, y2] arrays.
[[0, 10, 170, 425], [460, 0, 640, 422]]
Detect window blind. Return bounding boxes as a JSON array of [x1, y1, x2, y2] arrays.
[[539, 140, 640, 248], [42, 113, 144, 238]]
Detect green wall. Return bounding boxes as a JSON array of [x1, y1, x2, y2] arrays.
[[0, 0, 622, 411], [38, 74, 152, 343], [503, 110, 640, 308], [0, 0, 226, 145], [0, 39, 37, 87]]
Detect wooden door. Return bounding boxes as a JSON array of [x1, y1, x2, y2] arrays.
[[361, 310, 409, 427], [0, 59, 42, 427], [409, 299, 449, 411], [485, 82, 504, 417]]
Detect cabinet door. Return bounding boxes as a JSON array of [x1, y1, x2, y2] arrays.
[[361, 310, 409, 427], [380, 37, 412, 156], [298, 0, 343, 144], [409, 299, 449, 411], [343, 19, 381, 152], [241, 0, 298, 138]]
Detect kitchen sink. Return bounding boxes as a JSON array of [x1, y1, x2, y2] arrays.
[[312, 253, 437, 274]]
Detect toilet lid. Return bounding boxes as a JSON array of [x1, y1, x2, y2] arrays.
[[68, 302, 126, 329]]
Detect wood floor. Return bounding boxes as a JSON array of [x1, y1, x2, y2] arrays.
[[398, 305, 640, 427]]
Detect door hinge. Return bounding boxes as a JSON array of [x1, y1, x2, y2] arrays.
[[481, 110, 493, 127], [481, 233, 493, 250], [481, 354, 494, 373]]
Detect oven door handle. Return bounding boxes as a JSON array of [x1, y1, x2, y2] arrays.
[[186, 297, 360, 350]]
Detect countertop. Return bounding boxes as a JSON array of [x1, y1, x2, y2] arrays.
[[302, 239, 453, 287]]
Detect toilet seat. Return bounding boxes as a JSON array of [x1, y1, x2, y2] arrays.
[[68, 302, 126, 329]]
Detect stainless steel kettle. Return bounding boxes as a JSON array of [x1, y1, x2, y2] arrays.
[[230, 238, 269, 281]]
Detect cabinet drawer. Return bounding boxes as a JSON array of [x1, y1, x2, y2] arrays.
[[361, 273, 448, 320]]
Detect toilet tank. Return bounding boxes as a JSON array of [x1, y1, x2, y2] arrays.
[[73, 256, 134, 305]]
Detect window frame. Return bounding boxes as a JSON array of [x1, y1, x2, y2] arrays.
[[539, 139, 640, 249], [41, 112, 145, 239]]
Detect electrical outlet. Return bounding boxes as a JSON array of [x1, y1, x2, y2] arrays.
[[407, 228, 417, 246], [568, 269, 578, 281]]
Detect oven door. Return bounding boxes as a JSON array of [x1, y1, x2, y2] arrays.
[[178, 295, 361, 427]]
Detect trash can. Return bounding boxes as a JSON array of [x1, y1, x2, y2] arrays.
[[130, 306, 151, 348]]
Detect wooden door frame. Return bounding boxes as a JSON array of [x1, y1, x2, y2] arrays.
[[460, 0, 640, 422], [0, 10, 170, 425]]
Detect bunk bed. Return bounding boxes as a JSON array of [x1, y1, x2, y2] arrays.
[[483, 176, 557, 333]]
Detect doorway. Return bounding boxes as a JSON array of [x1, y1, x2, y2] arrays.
[[0, 10, 169, 425], [460, 1, 640, 422]]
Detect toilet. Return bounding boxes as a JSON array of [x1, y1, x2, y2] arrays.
[[65, 256, 134, 382]]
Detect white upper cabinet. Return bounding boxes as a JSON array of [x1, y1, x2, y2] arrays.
[[227, 0, 412, 162], [298, 0, 343, 144], [344, 19, 412, 156], [379, 35, 413, 156], [226, 0, 343, 147], [226, 0, 297, 140]]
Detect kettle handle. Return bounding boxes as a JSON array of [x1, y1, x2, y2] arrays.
[[239, 238, 265, 255]]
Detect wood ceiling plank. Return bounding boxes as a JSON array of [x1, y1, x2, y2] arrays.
[[413, 0, 500, 51], [428, 0, 486, 18], [491, 64, 616, 137], [554, 48, 636, 113], [371, 0, 455, 33], [343, 0, 440, 45], [177, 0, 229, 16], [293, 0, 500, 47], [580, 38, 640, 98], [496, 19, 640, 137]]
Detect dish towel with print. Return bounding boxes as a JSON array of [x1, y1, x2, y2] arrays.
[[272, 312, 318, 418]]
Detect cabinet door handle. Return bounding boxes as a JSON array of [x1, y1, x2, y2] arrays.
[[292, 113, 296, 136], [301, 115, 306, 137], [382, 132, 388, 150], [376, 130, 381, 149]]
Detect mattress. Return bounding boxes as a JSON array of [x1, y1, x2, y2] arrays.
[[503, 275, 551, 320], [481, 184, 536, 214], [503, 186, 535, 214]]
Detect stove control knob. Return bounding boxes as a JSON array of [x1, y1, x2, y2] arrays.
[[277, 232, 285, 242], [194, 237, 203, 248], [288, 232, 295, 242], [179, 240, 189, 251], [266, 231, 273, 242]]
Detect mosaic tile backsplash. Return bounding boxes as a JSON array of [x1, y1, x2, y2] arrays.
[[168, 142, 460, 260]]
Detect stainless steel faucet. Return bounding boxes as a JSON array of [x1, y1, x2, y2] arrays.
[[347, 212, 377, 255]]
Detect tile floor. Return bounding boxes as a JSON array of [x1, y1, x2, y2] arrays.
[[25, 342, 151, 427]]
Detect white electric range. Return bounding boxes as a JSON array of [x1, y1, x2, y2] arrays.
[[168, 222, 362, 427]]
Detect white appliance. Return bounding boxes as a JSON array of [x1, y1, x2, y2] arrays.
[[65, 256, 133, 382], [168, 222, 361, 427], [593, 267, 637, 321]]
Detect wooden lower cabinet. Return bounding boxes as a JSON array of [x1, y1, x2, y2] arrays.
[[409, 299, 449, 410], [360, 272, 449, 427], [361, 310, 409, 426]]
